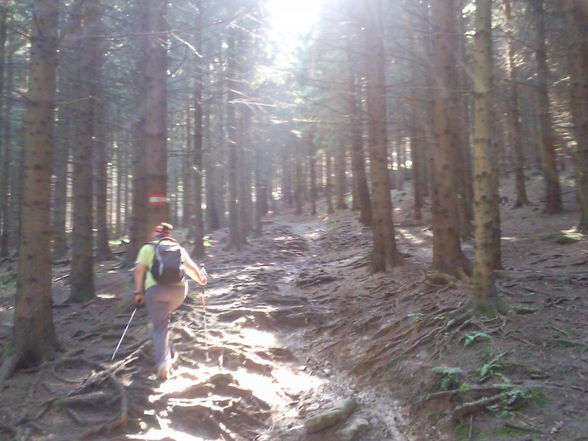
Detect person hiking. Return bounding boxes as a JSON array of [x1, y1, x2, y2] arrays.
[[133, 222, 207, 380]]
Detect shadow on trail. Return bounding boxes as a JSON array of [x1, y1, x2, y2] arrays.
[[0, 218, 408, 441], [121, 222, 341, 441]]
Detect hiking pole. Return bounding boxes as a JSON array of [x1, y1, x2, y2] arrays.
[[111, 306, 137, 361], [200, 264, 209, 361]]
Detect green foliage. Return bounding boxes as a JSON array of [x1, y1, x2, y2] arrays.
[[463, 331, 491, 347], [454, 421, 479, 441], [477, 352, 508, 380], [0, 276, 16, 292], [432, 366, 464, 390], [487, 387, 546, 418]]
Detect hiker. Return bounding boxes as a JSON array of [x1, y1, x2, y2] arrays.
[[133, 222, 207, 379]]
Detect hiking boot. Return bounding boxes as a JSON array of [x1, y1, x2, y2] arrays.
[[157, 362, 169, 380]]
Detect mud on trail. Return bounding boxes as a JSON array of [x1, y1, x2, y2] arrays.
[[0, 217, 408, 441]]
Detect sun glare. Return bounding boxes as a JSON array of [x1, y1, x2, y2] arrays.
[[266, 0, 323, 36], [265, 0, 324, 57]]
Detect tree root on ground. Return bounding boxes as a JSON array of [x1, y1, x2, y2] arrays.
[[449, 391, 513, 423], [0, 421, 17, 436], [78, 373, 129, 439], [423, 384, 512, 402], [504, 421, 545, 434]]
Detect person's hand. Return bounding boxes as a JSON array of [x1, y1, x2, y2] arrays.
[[134, 292, 145, 305]]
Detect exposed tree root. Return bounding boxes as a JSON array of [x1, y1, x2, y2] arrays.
[[424, 384, 511, 402], [78, 373, 129, 439], [449, 391, 513, 422], [0, 421, 17, 436], [504, 421, 545, 434]]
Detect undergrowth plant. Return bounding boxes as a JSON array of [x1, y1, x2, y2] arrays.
[[432, 366, 464, 390], [463, 331, 491, 347]]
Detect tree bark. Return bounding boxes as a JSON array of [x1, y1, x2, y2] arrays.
[[226, 28, 243, 250], [308, 130, 318, 216], [191, 3, 205, 257], [348, 55, 372, 226], [564, 1, 588, 232], [361, 0, 402, 272], [91, 1, 112, 261], [326, 151, 334, 215], [4, 0, 60, 377], [0, 1, 8, 254], [472, 0, 499, 315], [430, 0, 471, 276], [504, 0, 529, 208], [529, 0, 562, 214], [335, 139, 347, 210], [143, 0, 169, 235], [70, 0, 102, 302]]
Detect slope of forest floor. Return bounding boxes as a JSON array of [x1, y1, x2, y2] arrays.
[[0, 174, 587, 441]]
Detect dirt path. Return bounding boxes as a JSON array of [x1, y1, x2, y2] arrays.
[[0, 216, 409, 441]]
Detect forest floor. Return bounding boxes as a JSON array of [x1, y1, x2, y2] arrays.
[[1, 174, 588, 441]]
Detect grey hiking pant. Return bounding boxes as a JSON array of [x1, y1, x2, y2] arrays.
[[144, 284, 186, 367]]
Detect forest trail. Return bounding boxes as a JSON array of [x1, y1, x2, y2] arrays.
[[0, 215, 408, 441], [3, 178, 588, 441]]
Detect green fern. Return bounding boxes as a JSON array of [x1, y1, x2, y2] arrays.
[[463, 331, 491, 347]]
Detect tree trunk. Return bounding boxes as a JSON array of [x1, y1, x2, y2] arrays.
[[430, 0, 471, 277], [282, 146, 293, 208], [226, 29, 242, 250], [143, 0, 169, 235], [504, 0, 529, 208], [2, 59, 18, 257], [348, 56, 372, 226], [70, 0, 102, 302], [91, 2, 111, 261], [530, 0, 562, 214], [206, 53, 224, 232], [362, 0, 402, 272], [564, 1, 588, 232], [455, 1, 474, 238], [0, 1, 7, 254], [295, 139, 304, 215], [191, 4, 205, 257], [325, 151, 334, 215], [308, 130, 318, 216], [3, 0, 59, 377], [472, 0, 499, 315], [335, 139, 347, 210], [238, 109, 252, 242]]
